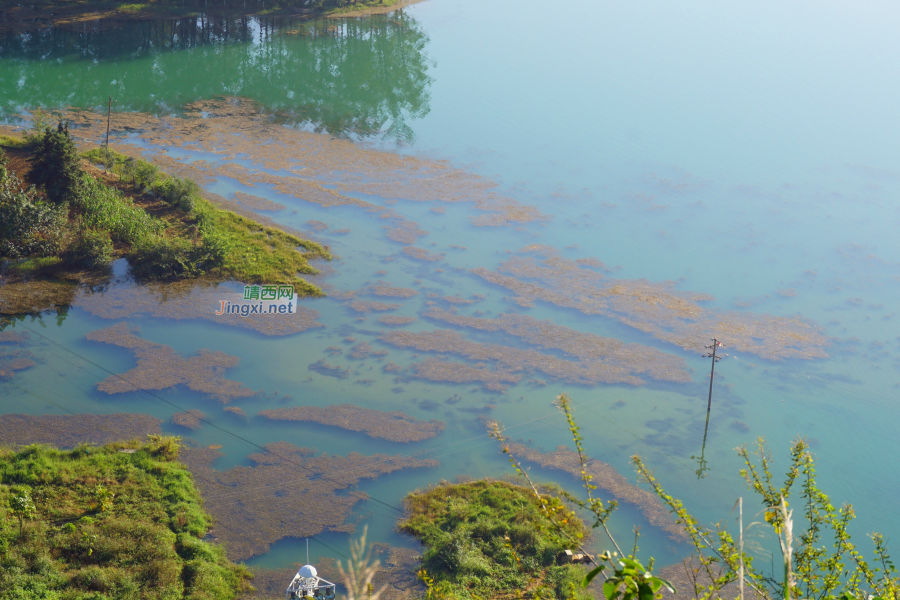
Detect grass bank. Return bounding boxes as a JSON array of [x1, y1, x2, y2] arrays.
[[0, 128, 329, 300], [399, 480, 592, 600], [0, 437, 252, 600]]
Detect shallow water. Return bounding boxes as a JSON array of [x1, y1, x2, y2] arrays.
[[3, 0, 900, 576]]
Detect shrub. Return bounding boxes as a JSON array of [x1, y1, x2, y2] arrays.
[[152, 176, 199, 213], [198, 229, 231, 267], [76, 175, 162, 244], [0, 167, 65, 259], [133, 161, 160, 190], [128, 235, 195, 280], [29, 121, 84, 205], [66, 227, 114, 269]]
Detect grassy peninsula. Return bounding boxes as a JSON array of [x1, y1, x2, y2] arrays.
[[0, 437, 251, 600], [0, 124, 329, 307], [400, 480, 591, 600]]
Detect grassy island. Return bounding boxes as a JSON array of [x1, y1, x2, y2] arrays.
[[0, 437, 251, 600], [0, 124, 329, 316], [399, 480, 591, 600]]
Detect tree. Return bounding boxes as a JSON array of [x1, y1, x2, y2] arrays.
[[29, 121, 84, 204], [9, 486, 36, 538]]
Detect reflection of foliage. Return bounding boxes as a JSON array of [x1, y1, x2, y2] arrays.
[[0, 15, 432, 141]]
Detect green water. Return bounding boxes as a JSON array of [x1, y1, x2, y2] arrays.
[[3, 0, 900, 577]]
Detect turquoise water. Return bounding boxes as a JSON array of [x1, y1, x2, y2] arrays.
[[3, 0, 900, 575]]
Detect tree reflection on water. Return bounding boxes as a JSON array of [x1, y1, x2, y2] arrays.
[[0, 14, 433, 141]]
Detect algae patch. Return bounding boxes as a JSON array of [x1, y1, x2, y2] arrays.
[[258, 404, 444, 442]]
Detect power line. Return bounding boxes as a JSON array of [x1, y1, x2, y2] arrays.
[[20, 323, 406, 515]]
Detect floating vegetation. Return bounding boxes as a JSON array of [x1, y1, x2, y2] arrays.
[[442, 295, 484, 305], [86, 322, 256, 403], [348, 300, 401, 313], [233, 191, 286, 211], [258, 404, 443, 442], [172, 410, 205, 430], [402, 246, 444, 262], [378, 315, 416, 326], [224, 406, 248, 419], [472, 247, 829, 360], [380, 328, 677, 388], [368, 284, 419, 298], [62, 98, 544, 235], [0, 413, 161, 448], [76, 280, 324, 336], [0, 279, 77, 315], [410, 359, 521, 392], [309, 359, 350, 379], [493, 436, 687, 542], [348, 342, 388, 359], [424, 307, 690, 383], [0, 331, 28, 343], [181, 443, 438, 560], [0, 346, 35, 378], [383, 362, 404, 372], [306, 220, 329, 232], [384, 221, 428, 244]]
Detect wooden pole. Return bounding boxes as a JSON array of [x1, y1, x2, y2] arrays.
[[706, 338, 718, 412], [105, 96, 112, 150]]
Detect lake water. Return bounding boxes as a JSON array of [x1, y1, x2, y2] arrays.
[[2, 0, 900, 575]]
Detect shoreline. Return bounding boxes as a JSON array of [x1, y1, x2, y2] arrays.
[[0, 0, 427, 33]]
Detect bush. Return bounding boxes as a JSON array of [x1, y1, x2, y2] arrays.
[[66, 228, 114, 269], [128, 235, 195, 280], [152, 176, 199, 213], [0, 167, 65, 259], [198, 229, 231, 267], [76, 175, 162, 244], [133, 161, 160, 190], [29, 121, 84, 205]]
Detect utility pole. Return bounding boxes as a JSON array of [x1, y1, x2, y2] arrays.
[[703, 338, 725, 412], [105, 96, 112, 150], [693, 339, 726, 479]]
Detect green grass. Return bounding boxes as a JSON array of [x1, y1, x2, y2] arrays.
[[0, 438, 252, 600], [399, 480, 591, 600], [194, 199, 327, 295], [81, 147, 330, 292], [77, 174, 164, 244]]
